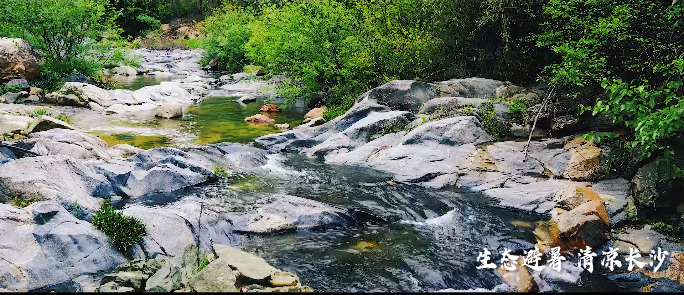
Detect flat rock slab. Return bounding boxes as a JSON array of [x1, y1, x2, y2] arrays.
[[212, 244, 278, 281]]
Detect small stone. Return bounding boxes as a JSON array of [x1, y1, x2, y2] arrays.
[[260, 104, 280, 112], [268, 271, 299, 287], [275, 123, 289, 131], [309, 117, 326, 127], [5, 78, 30, 90]]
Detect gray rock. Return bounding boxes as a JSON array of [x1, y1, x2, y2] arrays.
[[0, 92, 20, 104], [0, 202, 126, 291], [232, 72, 255, 82], [155, 102, 183, 119], [111, 66, 138, 76], [434, 77, 505, 98], [402, 116, 493, 146], [28, 129, 115, 160], [592, 178, 631, 224], [614, 225, 684, 254], [5, 78, 29, 90], [99, 271, 146, 292], [632, 160, 677, 216], [357, 80, 437, 112], [25, 115, 74, 134], [212, 244, 278, 281], [122, 206, 198, 257], [188, 257, 238, 292], [230, 194, 351, 234], [0, 155, 114, 211], [0, 147, 16, 164], [63, 73, 90, 83], [483, 180, 562, 213]]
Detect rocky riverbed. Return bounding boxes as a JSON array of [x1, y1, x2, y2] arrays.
[[1, 44, 683, 292]]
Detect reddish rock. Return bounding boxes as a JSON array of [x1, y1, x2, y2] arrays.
[[260, 104, 280, 112], [245, 114, 275, 125]]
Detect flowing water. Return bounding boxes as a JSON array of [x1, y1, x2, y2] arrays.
[[110, 75, 621, 292]]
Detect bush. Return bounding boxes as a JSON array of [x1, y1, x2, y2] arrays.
[[92, 200, 146, 252], [536, 0, 684, 177], [199, 3, 253, 72]]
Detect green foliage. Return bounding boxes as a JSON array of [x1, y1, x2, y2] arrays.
[[508, 99, 532, 125], [537, 0, 684, 176], [194, 254, 210, 273], [92, 200, 146, 252], [202, 0, 544, 118], [651, 221, 683, 241], [25, 109, 49, 118], [0, 85, 23, 95], [108, 0, 220, 38], [475, 102, 503, 140], [213, 167, 229, 178], [0, 0, 133, 92], [70, 201, 86, 220], [199, 3, 254, 73], [10, 195, 39, 208]]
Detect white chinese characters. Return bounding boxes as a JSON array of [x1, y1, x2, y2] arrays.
[[475, 246, 670, 273]]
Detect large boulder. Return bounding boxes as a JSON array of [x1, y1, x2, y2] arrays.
[[0, 155, 114, 212], [434, 77, 505, 98], [0, 202, 126, 291], [61, 82, 108, 106], [0, 38, 40, 81], [229, 194, 352, 234], [25, 115, 74, 134], [188, 258, 238, 292], [632, 160, 678, 216], [553, 200, 610, 250], [27, 129, 117, 160], [562, 137, 601, 181], [212, 244, 279, 281], [357, 80, 437, 112], [155, 102, 183, 119]]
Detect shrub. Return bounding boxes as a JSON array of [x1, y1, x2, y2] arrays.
[[92, 200, 146, 252], [199, 3, 253, 73]]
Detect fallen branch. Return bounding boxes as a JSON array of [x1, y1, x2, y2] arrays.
[[523, 85, 555, 161]]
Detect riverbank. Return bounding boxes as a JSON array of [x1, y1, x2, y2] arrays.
[[1, 47, 683, 292]]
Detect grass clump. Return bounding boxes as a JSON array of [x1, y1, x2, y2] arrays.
[[651, 221, 683, 242], [214, 167, 229, 178], [10, 195, 40, 208], [92, 199, 146, 252]]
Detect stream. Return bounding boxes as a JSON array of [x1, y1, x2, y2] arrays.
[[100, 71, 621, 292]]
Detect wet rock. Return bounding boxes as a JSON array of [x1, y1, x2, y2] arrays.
[[212, 244, 278, 281], [0, 38, 40, 80], [188, 257, 238, 292], [0, 155, 114, 211], [268, 271, 299, 287], [613, 225, 684, 254], [554, 200, 610, 250], [0, 114, 33, 134], [496, 257, 539, 293], [0, 147, 16, 164], [237, 95, 256, 104], [434, 77, 504, 98], [260, 104, 280, 112], [483, 180, 561, 214], [230, 194, 351, 234], [155, 102, 184, 119], [275, 123, 289, 131], [5, 78, 29, 90], [0, 202, 126, 291], [304, 106, 326, 120], [640, 251, 684, 285], [245, 114, 275, 125]]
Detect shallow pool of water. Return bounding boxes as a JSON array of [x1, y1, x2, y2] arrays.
[[110, 75, 178, 90]]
